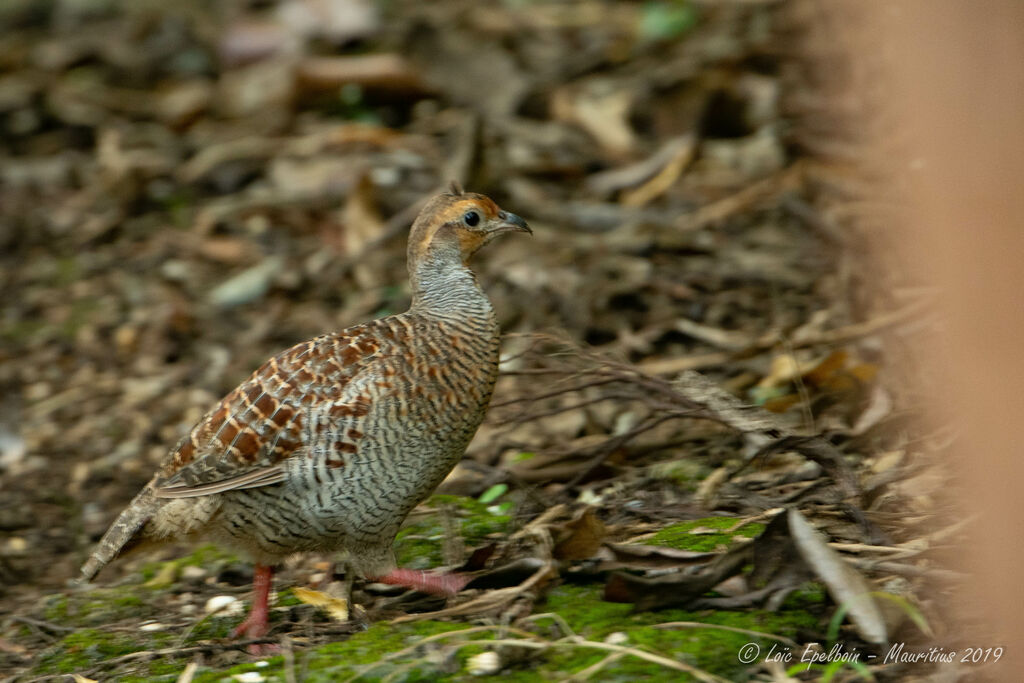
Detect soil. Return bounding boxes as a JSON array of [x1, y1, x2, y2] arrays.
[[0, 1, 957, 681]]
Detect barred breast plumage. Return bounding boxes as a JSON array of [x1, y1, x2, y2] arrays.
[[80, 184, 531, 645]]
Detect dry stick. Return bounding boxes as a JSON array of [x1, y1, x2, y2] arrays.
[[8, 615, 75, 634], [342, 624, 547, 682], [827, 542, 913, 554], [725, 509, 786, 533], [369, 636, 729, 683], [175, 660, 198, 683], [489, 377, 622, 408], [390, 560, 557, 624], [676, 162, 805, 233], [556, 637, 729, 683], [520, 612, 729, 683], [282, 636, 298, 683], [522, 611, 577, 636], [569, 651, 626, 681], [638, 301, 927, 376], [564, 412, 686, 488], [71, 637, 283, 678], [504, 392, 630, 422], [652, 621, 799, 648]]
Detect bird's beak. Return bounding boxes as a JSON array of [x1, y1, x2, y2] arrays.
[[491, 211, 532, 235]]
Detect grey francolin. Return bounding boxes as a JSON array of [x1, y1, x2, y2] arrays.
[[80, 184, 530, 644]]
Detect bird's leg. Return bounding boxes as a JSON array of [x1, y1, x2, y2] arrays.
[[232, 564, 276, 653], [340, 561, 354, 604], [371, 568, 470, 596], [313, 561, 335, 590]]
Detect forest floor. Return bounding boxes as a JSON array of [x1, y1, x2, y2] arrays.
[[0, 1, 974, 681]]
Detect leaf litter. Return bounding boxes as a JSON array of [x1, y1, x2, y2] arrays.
[[0, 0, 965, 681]]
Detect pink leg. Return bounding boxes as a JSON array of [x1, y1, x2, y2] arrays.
[[232, 564, 277, 654], [371, 568, 470, 596]]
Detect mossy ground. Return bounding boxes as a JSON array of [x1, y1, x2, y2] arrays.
[[394, 494, 512, 568], [645, 516, 766, 552], [17, 506, 827, 681], [127, 584, 821, 682]]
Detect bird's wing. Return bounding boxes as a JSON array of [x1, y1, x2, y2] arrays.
[[152, 328, 383, 498]]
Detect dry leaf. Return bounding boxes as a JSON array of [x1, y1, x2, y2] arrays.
[[757, 354, 803, 388], [803, 349, 848, 386], [788, 509, 888, 644], [600, 542, 715, 571], [292, 586, 350, 622], [553, 507, 607, 561], [552, 79, 636, 157], [621, 137, 694, 206]]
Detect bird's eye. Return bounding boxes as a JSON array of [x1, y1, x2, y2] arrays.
[[463, 210, 481, 227]]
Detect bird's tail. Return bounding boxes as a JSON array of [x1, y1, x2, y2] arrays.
[[79, 486, 160, 582]]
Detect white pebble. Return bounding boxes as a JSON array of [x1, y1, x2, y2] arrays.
[[467, 651, 501, 676], [604, 632, 628, 645], [232, 673, 265, 683], [204, 595, 243, 616], [181, 565, 206, 580], [139, 622, 166, 632]]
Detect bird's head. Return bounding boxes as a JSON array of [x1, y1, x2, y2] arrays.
[[408, 182, 531, 268]]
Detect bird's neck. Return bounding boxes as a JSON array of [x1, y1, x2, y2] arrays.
[[407, 248, 495, 325]]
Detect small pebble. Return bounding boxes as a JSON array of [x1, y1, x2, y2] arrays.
[[605, 632, 628, 645], [467, 651, 501, 676], [181, 565, 207, 581], [4, 537, 27, 553], [232, 673, 265, 683], [205, 595, 243, 616], [139, 622, 166, 632]]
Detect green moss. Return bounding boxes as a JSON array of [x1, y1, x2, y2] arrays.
[[276, 588, 304, 608], [30, 578, 823, 682], [646, 517, 765, 552], [395, 495, 512, 569], [189, 620, 468, 683], [140, 543, 239, 581], [647, 459, 712, 492], [42, 594, 69, 622], [394, 526, 443, 569], [782, 582, 828, 612], [35, 627, 175, 676], [28, 509, 823, 681], [191, 585, 819, 682], [180, 543, 240, 568], [181, 613, 240, 642], [42, 589, 152, 628], [530, 584, 820, 681]]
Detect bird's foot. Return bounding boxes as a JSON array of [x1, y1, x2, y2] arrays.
[[231, 610, 269, 639], [372, 568, 471, 596], [232, 612, 279, 655], [233, 563, 278, 655]]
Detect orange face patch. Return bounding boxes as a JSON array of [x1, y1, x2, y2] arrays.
[[411, 195, 502, 261], [456, 229, 488, 256], [437, 197, 500, 226]]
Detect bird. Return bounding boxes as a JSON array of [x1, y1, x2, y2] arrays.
[[79, 182, 531, 646]]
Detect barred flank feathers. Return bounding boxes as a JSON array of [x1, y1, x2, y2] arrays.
[[79, 487, 159, 582]]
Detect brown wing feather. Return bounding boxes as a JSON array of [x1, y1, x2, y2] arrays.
[[153, 329, 381, 497]]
